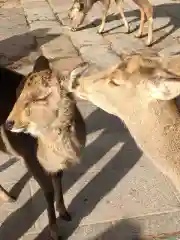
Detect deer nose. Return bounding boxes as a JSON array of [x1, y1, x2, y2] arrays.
[[5, 120, 15, 131]]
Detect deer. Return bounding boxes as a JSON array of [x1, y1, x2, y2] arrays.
[[68, 0, 153, 46], [3, 56, 86, 240], [67, 54, 180, 195]]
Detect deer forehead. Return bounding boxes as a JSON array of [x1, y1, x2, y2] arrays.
[[25, 70, 52, 88]]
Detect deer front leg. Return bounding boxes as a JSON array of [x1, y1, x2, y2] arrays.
[[98, 3, 109, 34], [52, 170, 72, 221], [146, 14, 153, 46], [115, 0, 130, 33], [135, 8, 145, 38]]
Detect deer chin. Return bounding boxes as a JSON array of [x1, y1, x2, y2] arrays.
[[10, 127, 25, 133], [25, 123, 41, 137]]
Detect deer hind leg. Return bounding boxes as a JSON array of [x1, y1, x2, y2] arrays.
[[135, 8, 145, 38], [133, 0, 153, 46], [24, 155, 61, 240], [98, 1, 110, 34], [0, 185, 16, 202], [115, 0, 130, 33], [144, 5, 153, 46], [52, 170, 71, 221]]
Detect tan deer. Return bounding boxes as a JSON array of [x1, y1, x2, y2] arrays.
[[4, 56, 86, 240], [68, 0, 153, 46], [67, 54, 180, 194]]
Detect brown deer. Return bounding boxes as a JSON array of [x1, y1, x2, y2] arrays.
[[68, 0, 153, 46], [67, 54, 180, 194], [3, 56, 86, 240]]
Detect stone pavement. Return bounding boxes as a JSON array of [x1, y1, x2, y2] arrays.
[[1, 0, 180, 239]]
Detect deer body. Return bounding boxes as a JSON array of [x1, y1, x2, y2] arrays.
[[68, 55, 180, 192], [5, 56, 86, 239]]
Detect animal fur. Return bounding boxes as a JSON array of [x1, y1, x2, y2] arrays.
[[2, 58, 86, 240], [68, 54, 180, 194]]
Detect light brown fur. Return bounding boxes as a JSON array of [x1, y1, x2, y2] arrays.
[[68, 54, 180, 193], [5, 56, 86, 239], [7, 56, 86, 173], [69, 0, 153, 46]]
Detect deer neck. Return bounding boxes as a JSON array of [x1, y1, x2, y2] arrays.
[[37, 83, 75, 146]]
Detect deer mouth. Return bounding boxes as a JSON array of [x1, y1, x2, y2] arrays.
[[5, 120, 27, 133]]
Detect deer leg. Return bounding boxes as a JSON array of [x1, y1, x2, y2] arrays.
[[52, 170, 71, 221], [98, 3, 109, 34], [145, 6, 153, 46], [135, 8, 145, 38], [116, 0, 130, 33], [24, 156, 61, 240]]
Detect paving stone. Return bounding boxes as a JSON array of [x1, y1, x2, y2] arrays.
[[0, 34, 35, 66], [48, 0, 72, 13], [161, 2, 180, 20], [22, 0, 56, 22], [0, 204, 38, 240], [38, 35, 78, 60], [80, 44, 119, 68], [61, 221, 113, 240], [20, 233, 40, 240], [8, 56, 33, 73], [30, 21, 62, 36], [151, 28, 177, 51], [65, 219, 142, 240], [1, 0, 21, 8], [127, 210, 180, 237], [0, 157, 27, 183], [159, 43, 180, 57], [0, 8, 36, 65], [0, 179, 32, 212], [61, 154, 180, 226], [105, 33, 144, 55], [14, 64, 34, 75], [0, 8, 28, 39], [52, 56, 83, 72], [68, 28, 109, 48]]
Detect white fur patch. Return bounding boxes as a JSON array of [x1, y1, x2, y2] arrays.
[[11, 128, 24, 133]]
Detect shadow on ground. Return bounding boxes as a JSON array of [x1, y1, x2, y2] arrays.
[[0, 28, 60, 66], [89, 219, 142, 240], [36, 219, 143, 240]]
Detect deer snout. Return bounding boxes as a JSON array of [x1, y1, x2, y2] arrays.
[[5, 120, 15, 131]]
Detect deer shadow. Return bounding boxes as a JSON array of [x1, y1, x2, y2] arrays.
[[0, 28, 60, 66]]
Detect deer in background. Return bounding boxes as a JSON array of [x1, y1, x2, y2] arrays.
[[68, 0, 153, 46]]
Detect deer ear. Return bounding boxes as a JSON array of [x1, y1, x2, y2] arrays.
[[69, 62, 89, 91], [148, 69, 180, 100], [33, 56, 50, 72]]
